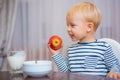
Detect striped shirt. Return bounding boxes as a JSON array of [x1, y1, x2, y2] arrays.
[[52, 40, 120, 76]]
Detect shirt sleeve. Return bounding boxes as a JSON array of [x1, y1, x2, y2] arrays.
[[104, 44, 120, 73], [52, 53, 69, 72]]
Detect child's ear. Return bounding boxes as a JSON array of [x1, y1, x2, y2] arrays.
[[87, 22, 94, 32]]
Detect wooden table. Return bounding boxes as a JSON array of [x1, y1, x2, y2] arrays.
[[0, 71, 116, 80]]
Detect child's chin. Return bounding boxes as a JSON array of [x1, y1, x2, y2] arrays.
[[71, 39, 78, 42]]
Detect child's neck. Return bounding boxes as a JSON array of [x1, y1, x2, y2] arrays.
[[79, 35, 96, 43]]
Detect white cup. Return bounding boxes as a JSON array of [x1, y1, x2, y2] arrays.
[[7, 51, 26, 74]]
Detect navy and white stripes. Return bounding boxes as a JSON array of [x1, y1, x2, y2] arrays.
[[52, 54, 69, 72], [52, 41, 120, 76]]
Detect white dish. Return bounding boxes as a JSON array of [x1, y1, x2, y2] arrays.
[[23, 60, 52, 77]]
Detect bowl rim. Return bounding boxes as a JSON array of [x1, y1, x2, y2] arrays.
[[23, 60, 52, 65]]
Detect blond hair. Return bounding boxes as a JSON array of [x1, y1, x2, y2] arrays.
[[66, 2, 102, 31]]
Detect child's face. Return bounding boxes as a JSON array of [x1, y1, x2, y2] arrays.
[[66, 14, 89, 42]]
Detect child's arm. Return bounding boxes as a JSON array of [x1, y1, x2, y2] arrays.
[[52, 53, 69, 72], [104, 44, 120, 79], [48, 43, 69, 72]]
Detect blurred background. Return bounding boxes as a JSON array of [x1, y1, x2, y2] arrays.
[[0, 0, 120, 71]]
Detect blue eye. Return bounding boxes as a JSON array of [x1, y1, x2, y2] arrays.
[[67, 23, 77, 28], [71, 24, 75, 28]]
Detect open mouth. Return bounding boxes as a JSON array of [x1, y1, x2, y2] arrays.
[[69, 34, 74, 39]]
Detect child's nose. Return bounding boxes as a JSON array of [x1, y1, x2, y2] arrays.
[[67, 26, 71, 32]]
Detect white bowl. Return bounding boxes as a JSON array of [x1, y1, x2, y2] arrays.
[[23, 60, 52, 77]]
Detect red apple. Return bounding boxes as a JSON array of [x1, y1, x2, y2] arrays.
[[49, 35, 63, 50]]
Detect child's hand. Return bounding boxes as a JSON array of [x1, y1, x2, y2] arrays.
[[107, 72, 120, 79], [48, 43, 63, 55]]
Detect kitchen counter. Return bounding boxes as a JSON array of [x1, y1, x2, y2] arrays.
[[0, 71, 116, 80]]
